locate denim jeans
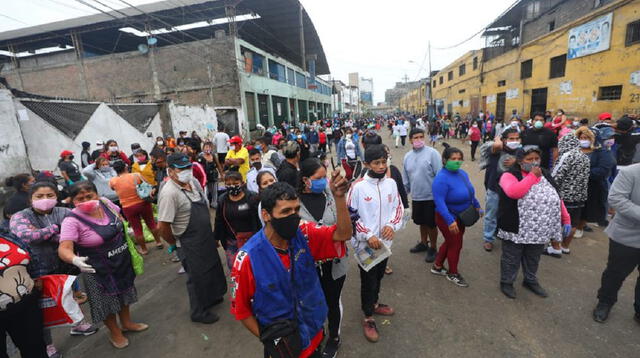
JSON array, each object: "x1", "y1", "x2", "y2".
[{"x1": 483, "y1": 189, "x2": 499, "y2": 242}]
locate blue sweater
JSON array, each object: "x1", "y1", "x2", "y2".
[{"x1": 432, "y1": 168, "x2": 480, "y2": 225}]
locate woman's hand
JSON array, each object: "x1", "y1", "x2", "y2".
[
  {"x1": 531, "y1": 167, "x2": 542, "y2": 178},
  {"x1": 72, "y1": 256, "x2": 96, "y2": 273},
  {"x1": 448, "y1": 221, "x2": 460, "y2": 235}
]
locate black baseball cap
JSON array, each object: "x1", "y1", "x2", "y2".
[{"x1": 167, "y1": 153, "x2": 192, "y2": 168}]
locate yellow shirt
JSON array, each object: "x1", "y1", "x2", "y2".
[
  {"x1": 131, "y1": 162, "x2": 157, "y2": 186},
  {"x1": 225, "y1": 147, "x2": 250, "y2": 181}
]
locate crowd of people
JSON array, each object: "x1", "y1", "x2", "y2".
[{"x1": 1, "y1": 110, "x2": 639, "y2": 358}]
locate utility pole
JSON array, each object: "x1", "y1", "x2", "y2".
[
  {"x1": 428, "y1": 40, "x2": 433, "y2": 117},
  {"x1": 402, "y1": 74, "x2": 409, "y2": 83}
]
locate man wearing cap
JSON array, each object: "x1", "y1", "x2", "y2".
[
  {"x1": 157, "y1": 153, "x2": 227, "y2": 324},
  {"x1": 128, "y1": 143, "x2": 141, "y2": 164},
  {"x1": 91, "y1": 140, "x2": 105, "y2": 161},
  {"x1": 225, "y1": 136, "x2": 250, "y2": 181}
]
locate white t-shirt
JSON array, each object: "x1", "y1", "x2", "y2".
[
  {"x1": 214, "y1": 132, "x2": 230, "y2": 154},
  {"x1": 398, "y1": 125, "x2": 408, "y2": 136}
]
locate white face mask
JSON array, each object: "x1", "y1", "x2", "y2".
[
  {"x1": 109, "y1": 146, "x2": 118, "y2": 152},
  {"x1": 177, "y1": 169, "x2": 193, "y2": 183},
  {"x1": 579, "y1": 139, "x2": 591, "y2": 148},
  {"x1": 157, "y1": 141, "x2": 164, "y2": 145}
]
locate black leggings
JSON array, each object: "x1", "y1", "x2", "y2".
[
  {"x1": 470, "y1": 141, "x2": 479, "y2": 160},
  {"x1": 400, "y1": 135, "x2": 407, "y2": 146},
  {"x1": 0, "y1": 293, "x2": 47, "y2": 358},
  {"x1": 317, "y1": 261, "x2": 346, "y2": 339}
]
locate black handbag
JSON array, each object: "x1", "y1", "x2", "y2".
[
  {"x1": 259, "y1": 249, "x2": 302, "y2": 358},
  {"x1": 456, "y1": 177, "x2": 480, "y2": 227}
]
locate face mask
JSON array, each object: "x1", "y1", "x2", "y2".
[
  {"x1": 157, "y1": 141, "x2": 164, "y2": 145},
  {"x1": 32, "y1": 198, "x2": 57, "y2": 212},
  {"x1": 603, "y1": 138, "x2": 615, "y2": 148},
  {"x1": 177, "y1": 169, "x2": 193, "y2": 183},
  {"x1": 534, "y1": 121, "x2": 543, "y2": 129},
  {"x1": 109, "y1": 146, "x2": 118, "y2": 152},
  {"x1": 412, "y1": 139, "x2": 425, "y2": 149},
  {"x1": 251, "y1": 161, "x2": 262, "y2": 170},
  {"x1": 445, "y1": 160, "x2": 463, "y2": 171},
  {"x1": 255, "y1": 144, "x2": 263, "y2": 151},
  {"x1": 579, "y1": 140, "x2": 591, "y2": 148},
  {"x1": 99, "y1": 166, "x2": 111, "y2": 173},
  {"x1": 310, "y1": 178, "x2": 327, "y2": 193},
  {"x1": 75, "y1": 200, "x2": 99, "y2": 213},
  {"x1": 472, "y1": 124, "x2": 478, "y2": 128},
  {"x1": 136, "y1": 157, "x2": 146, "y2": 163},
  {"x1": 573, "y1": 121, "x2": 580, "y2": 127},
  {"x1": 505, "y1": 141, "x2": 522, "y2": 150},
  {"x1": 521, "y1": 161, "x2": 540, "y2": 172},
  {"x1": 368, "y1": 170, "x2": 386, "y2": 179},
  {"x1": 227, "y1": 185, "x2": 242, "y2": 196},
  {"x1": 270, "y1": 213, "x2": 301, "y2": 241}
]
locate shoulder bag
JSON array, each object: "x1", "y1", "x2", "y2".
[{"x1": 456, "y1": 174, "x2": 480, "y2": 227}]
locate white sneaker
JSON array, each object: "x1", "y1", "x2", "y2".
[{"x1": 574, "y1": 229, "x2": 584, "y2": 238}]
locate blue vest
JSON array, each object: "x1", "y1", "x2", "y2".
[{"x1": 243, "y1": 228, "x2": 328, "y2": 350}]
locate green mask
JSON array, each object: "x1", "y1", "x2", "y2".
[{"x1": 445, "y1": 160, "x2": 463, "y2": 171}]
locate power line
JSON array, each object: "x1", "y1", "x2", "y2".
[{"x1": 431, "y1": 26, "x2": 487, "y2": 50}]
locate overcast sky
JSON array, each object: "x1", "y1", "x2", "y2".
[{"x1": 1, "y1": 0, "x2": 516, "y2": 104}]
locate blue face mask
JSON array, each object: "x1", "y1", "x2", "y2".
[
  {"x1": 255, "y1": 144, "x2": 263, "y2": 151},
  {"x1": 310, "y1": 177, "x2": 327, "y2": 193}
]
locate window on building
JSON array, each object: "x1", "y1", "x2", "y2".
[
  {"x1": 548, "y1": 20, "x2": 555, "y2": 31},
  {"x1": 473, "y1": 57, "x2": 478, "y2": 70},
  {"x1": 521, "y1": 59, "x2": 533, "y2": 79},
  {"x1": 295, "y1": 72, "x2": 306, "y2": 89},
  {"x1": 549, "y1": 54, "x2": 567, "y2": 78},
  {"x1": 526, "y1": 1, "x2": 540, "y2": 19},
  {"x1": 497, "y1": 80, "x2": 506, "y2": 87},
  {"x1": 458, "y1": 89, "x2": 466, "y2": 94},
  {"x1": 439, "y1": 76, "x2": 443, "y2": 85},
  {"x1": 626, "y1": 20, "x2": 640, "y2": 46},
  {"x1": 448, "y1": 71, "x2": 453, "y2": 81},
  {"x1": 459, "y1": 64, "x2": 466, "y2": 76},
  {"x1": 433, "y1": 80, "x2": 437, "y2": 88},
  {"x1": 268, "y1": 60, "x2": 286, "y2": 82},
  {"x1": 287, "y1": 68, "x2": 295, "y2": 86},
  {"x1": 598, "y1": 85, "x2": 623, "y2": 100}
]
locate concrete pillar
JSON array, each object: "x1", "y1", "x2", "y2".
[
  {"x1": 0, "y1": 89, "x2": 32, "y2": 205},
  {"x1": 293, "y1": 99, "x2": 299, "y2": 125},
  {"x1": 286, "y1": 98, "x2": 292, "y2": 124},
  {"x1": 304, "y1": 101, "x2": 310, "y2": 122},
  {"x1": 267, "y1": 94, "x2": 274, "y2": 127},
  {"x1": 253, "y1": 92, "x2": 260, "y2": 127}
]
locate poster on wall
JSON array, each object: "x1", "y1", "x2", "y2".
[
  {"x1": 559, "y1": 80, "x2": 573, "y2": 94},
  {"x1": 486, "y1": 94, "x2": 496, "y2": 104},
  {"x1": 631, "y1": 71, "x2": 640, "y2": 87},
  {"x1": 506, "y1": 88, "x2": 519, "y2": 99},
  {"x1": 567, "y1": 12, "x2": 612, "y2": 60}
]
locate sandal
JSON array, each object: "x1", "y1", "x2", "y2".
[
  {"x1": 109, "y1": 337, "x2": 129, "y2": 349},
  {"x1": 385, "y1": 266, "x2": 393, "y2": 275},
  {"x1": 121, "y1": 323, "x2": 149, "y2": 333}
]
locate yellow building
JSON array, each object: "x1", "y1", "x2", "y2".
[
  {"x1": 429, "y1": 0, "x2": 640, "y2": 121},
  {"x1": 399, "y1": 82, "x2": 429, "y2": 114}
]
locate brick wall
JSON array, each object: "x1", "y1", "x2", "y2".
[
  {"x1": 522, "y1": 0, "x2": 603, "y2": 44},
  {"x1": 1, "y1": 35, "x2": 241, "y2": 107}
]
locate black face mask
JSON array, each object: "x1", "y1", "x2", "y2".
[
  {"x1": 368, "y1": 169, "x2": 386, "y2": 179},
  {"x1": 251, "y1": 162, "x2": 262, "y2": 170},
  {"x1": 227, "y1": 185, "x2": 242, "y2": 196},
  {"x1": 270, "y1": 213, "x2": 301, "y2": 241}
]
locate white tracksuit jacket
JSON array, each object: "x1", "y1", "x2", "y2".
[{"x1": 347, "y1": 174, "x2": 404, "y2": 251}]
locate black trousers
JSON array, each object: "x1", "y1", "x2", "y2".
[
  {"x1": 597, "y1": 239, "x2": 640, "y2": 314},
  {"x1": 470, "y1": 140, "x2": 479, "y2": 160},
  {"x1": 317, "y1": 261, "x2": 346, "y2": 339},
  {"x1": 177, "y1": 248, "x2": 209, "y2": 320},
  {"x1": 359, "y1": 258, "x2": 389, "y2": 317},
  {"x1": 500, "y1": 240, "x2": 545, "y2": 285},
  {"x1": 400, "y1": 135, "x2": 406, "y2": 146},
  {"x1": 0, "y1": 293, "x2": 47, "y2": 358}
]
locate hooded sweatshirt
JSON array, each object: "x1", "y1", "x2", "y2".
[{"x1": 552, "y1": 133, "x2": 590, "y2": 204}]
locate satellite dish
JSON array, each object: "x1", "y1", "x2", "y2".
[
  {"x1": 137, "y1": 44, "x2": 149, "y2": 54},
  {"x1": 147, "y1": 37, "x2": 158, "y2": 46}
]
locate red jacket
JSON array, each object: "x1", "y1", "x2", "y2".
[
  {"x1": 100, "y1": 151, "x2": 131, "y2": 165},
  {"x1": 319, "y1": 132, "x2": 327, "y2": 144}
]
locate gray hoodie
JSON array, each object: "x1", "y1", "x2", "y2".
[
  {"x1": 82, "y1": 163, "x2": 118, "y2": 201},
  {"x1": 605, "y1": 163, "x2": 640, "y2": 248}
]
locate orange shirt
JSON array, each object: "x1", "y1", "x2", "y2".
[{"x1": 109, "y1": 174, "x2": 144, "y2": 208}]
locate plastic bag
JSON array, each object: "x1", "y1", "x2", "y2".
[
  {"x1": 39, "y1": 274, "x2": 84, "y2": 328},
  {"x1": 123, "y1": 221, "x2": 145, "y2": 275}
]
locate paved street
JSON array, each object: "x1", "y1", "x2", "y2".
[{"x1": 52, "y1": 135, "x2": 638, "y2": 358}]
